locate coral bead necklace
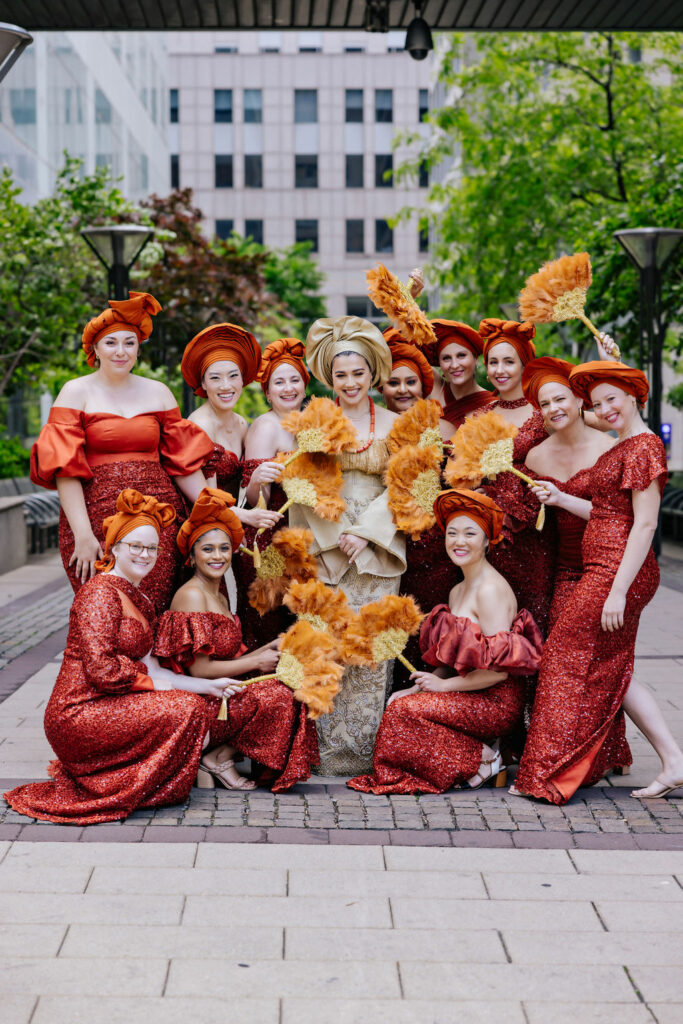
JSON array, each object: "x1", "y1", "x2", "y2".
[{"x1": 335, "y1": 396, "x2": 375, "y2": 454}]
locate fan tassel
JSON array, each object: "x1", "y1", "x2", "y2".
[
  {"x1": 535, "y1": 504, "x2": 546, "y2": 531},
  {"x1": 217, "y1": 697, "x2": 227, "y2": 721}
]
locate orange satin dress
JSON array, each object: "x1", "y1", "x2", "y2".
[
  {"x1": 154, "y1": 610, "x2": 319, "y2": 791},
  {"x1": 30, "y1": 408, "x2": 213, "y2": 613},
  {"x1": 441, "y1": 388, "x2": 496, "y2": 430},
  {"x1": 348, "y1": 606, "x2": 543, "y2": 795},
  {"x1": 4, "y1": 575, "x2": 221, "y2": 825},
  {"x1": 515, "y1": 435, "x2": 668, "y2": 804}
]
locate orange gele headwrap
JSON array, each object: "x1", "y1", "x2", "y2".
[
  {"x1": 181, "y1": 323, "x2": 262, "y2": 397},
  {"x1": 257, "y1": 337, "x2": 310, "y2": 394},
  {"x1": 479, "y1": 318, "x2": 536, "y2": 365},
  {"x1": 383, "y1": 329, "x2": 435, "y2": 396},
  {"x1": 176, "y1": 487, "x2": 244, "y2": 563},
  {"x1": 82, "y1": 292, "x2": 162, "y2": 367},
  {"x1": 95, "y1": 488, "x2": 176, "y2": 572},
  {"x1": 522, "y1": 356, "x2": 576, "y2": 409},
  {"x1": 568, "y1": 360, "x2": 649, "y2": 410},
  {"x1": 433, "y1": 488, "x2": 504, "y2": 545}
]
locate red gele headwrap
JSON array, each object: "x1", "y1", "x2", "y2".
[
  {"x1": 522, "y1": 356, "x2": 576, "y2": 409},
  {"x1": 82, "y1": 292, "x2": 162, "y2": 367},
  {"x1": 176, "y1": 487, "x2": 244, "y2": 563},
  {"x1": 181, "y1": 323, "x2": 262, "y2": 397},
  {"x1": 568, "y1": 360, "x2": 649, "y2": 409},
  {"x1": 433, "y1": 488, "x2": 504, "y2": 545},
  {"x1": 479, "y1": 318, "x2": 536, "y2": 365},
  {"x1": 257, "y1": 337, "x2": 310, "y2": 394},
  {"x1": 95, "y1": 488, "x2": 176, "y2": 572},
  {"x1": 420, "y1": 319, "x2": 484, "y2": 366},
  {"x1": 383, "y1": 329, "x2": 435, "y2": 396}
]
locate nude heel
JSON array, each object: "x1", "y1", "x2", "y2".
[
  {"x1": 494, "y1": 768, "x2": 508, "y2": 788},
  {"x1": 195, "y1": 766, "x2": 215, "y2": 789}
]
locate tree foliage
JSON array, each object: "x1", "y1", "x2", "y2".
[{"x1": 397, "y1": 32, "x2": 683, "y2": 362}]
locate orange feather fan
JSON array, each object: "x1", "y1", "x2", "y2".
[
  {"x1": 366, "y1": 263, "x2": 436, "y2": 348},
  {"x1": 519, "y1": 251, "x2": 620, "y2": 358},
  {"x1": 343, "y1": 594, "x2": 424, "y2": 674},
  {"x1": 235, "y1": 620, "x2": 343, "y2": 719},
  {"x1": 247, "y1": 527, "x2": 318, "y2": 616},
  {"x1": 385, "y1": 445, "x2": 443, "y2": 540},
  {"x1": 283, "y1": 578, "x2": 357, "y2": 644},
  {"x1": 278, "y1": 451, "x2": 346, "y2": 522},
  {"x1": 280, "y1": 397, "x2": 358, "y2": 467},
  {"x1": 387, "y1": 398, "x2": 447, "y2": 454}
]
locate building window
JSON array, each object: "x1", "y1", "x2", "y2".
[
  {"x1": 170, "y1": 88, "x2": 179, "y2": 123},
  {"x1": 345, "y1": 46, "x2": 365, "y2": 53},
  {"x1": 64, "y1": 87, "x2": 84, "y2": 125},
  {"x1": 244, "y1": 89, "x2": 262, "y2": 123},
  {"x1": 346, "y1": 154, "x2": 364, "y2": 188},
  {"x1": 216, "y1": 219, "x2": 234, "y2": 239},
  {"x1": 298, "y1": 32, "x2": 322, "y2": 52},
  {"x1": 419, "y1": 88, "x2": 429, "y2": 121},
  {"x1": 215, "y1": 154, "x2": 233, "y2": 188},
  {"x1": 345, "y1": 89, "x2": 363, "y2": 123},
  {"x1": 375, "y1": 89, "x2": 393, "y2": 123},
  {"x1": 295, "y1": 154, "x2": 318, "y2": 188},
  {"x1": 295, "y1": 89, "x2": 318, "y2": 123},
  {"x1": 215, "y1": 45, "x2": 238, "y2": 53},
  {"x1": 375, "y1": 154, "x2": 393, "y2": 188},
  {"x1": 245, "y1": 154, "x2": 263, "y2": 188},
  {"x1": 94, "y1": 89, "x2": 112, "y2": 124},
  {"x1": 214, "y1": 89, "x2": 233, "y2": 123},
  {"x1": 346, "y1": 220, "x2": 364, "y2": 254},
  {"x1": 258, "y1": 31, "x2": 281, "y2": 53},
  {"x1": 346, "y1": 296, "x2": 382, "y2": 324},
  {"x1": 375, "y1": 219, "x2": 393, "y2": 253},
  {"x1": 386, "y1": 31, "x2": 405, "y2": 53},
  {"x1": 245, "y1": 219, "x2": 264, "y2": 244},
  {"x1": 419, "y1": 225, "x2": 429, "y2": 253},
  {"x1": 296, "y1": 219, "x2": 319, "y2": 252},
  {"x1": 419, "y1": 160, "x2": 429, "y2": 188},
  {"x1": 170, "y1": 154, "x2": 179, "y2": 189}
]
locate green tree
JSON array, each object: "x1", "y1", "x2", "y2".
[{"x1": 397, "y1": 32, "x2": 683, "y2": 360}]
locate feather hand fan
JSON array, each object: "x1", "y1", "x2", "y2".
[
  {"x1": 387, "y1": 398, "x2": 448, "y2": 455},
  {"x1": 283, "y1": 578, "x2": 357, "y2": 644},
  {"x1": 366, "y1": 264, "x2": 436, "y2": 348},
  {"x1": 280, "y1": 397, "x2": 358, "y2": 468},
  {"x1": 519, "y1": 252, "x2": 621, "y2": 358},
  {"x1": 343, "y1": 595, "x2": 424, "y2": 674},
  {"x1": 246, "y1": 527, "x2": 318, "y2": 616},
  {"x1": 385, "y1": 445, "x2": 443, "y2": 540}
]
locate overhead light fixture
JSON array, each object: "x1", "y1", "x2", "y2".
[
  {"x1": 81, "y1": 224, "x2": 155, "y2": 300},
  {"x1": 364, "y1": 0, "x2": 390, "y2": 33},
  {"x1": 405, "y1": 2, "x2": 433, "y2": 61},
  {"x1": 0, "y1": 22, "x2": 32, "y2": 84}
]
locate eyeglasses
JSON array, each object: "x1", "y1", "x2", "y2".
[{"x1": 117, "y1": 541, "x2": 159, "y2": 556}]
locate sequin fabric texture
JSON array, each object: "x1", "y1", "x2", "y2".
[
  {"x1": 441, "y1": 388, "x2": 496, "y2": 431},
  {"x1": 349, "y1": 606, "x2": 543, "y2": 795},
  {"x1": 154, "y1": 610, "x2": 318, "y2": 791},
  {"x1": 515, "y1": 434, "x2": 668, "y2": 804},
  {"x1": 4, "y1": 575, "x2": 215, "y2": 825}
]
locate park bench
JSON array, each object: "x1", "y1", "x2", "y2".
[{"x1": 0, "y1": 476, "x2": 61, "y2": 555}]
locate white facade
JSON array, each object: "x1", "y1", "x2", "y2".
[
  {"x1": 168, "y1": 30, "x2": 433, "y2": 317},
  {"x1": 0, "y1": 32, "x2": 170, "y2": 204}
]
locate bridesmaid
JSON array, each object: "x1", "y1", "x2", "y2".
[
  {"x1": 240, "y1": 338, "x2": 310, "y2": 646},
  {"x1": 381, "y1": 331, "x2": 460, "y2": 687},
  {"x1": 4, "y1": 491, "x2": 239, "y2": 825},
  {"x1": 290, "y1": 316, "x2": 406, "y2": 774},
  {"x1": 427, "y1": 319, "x2": 495, "y2": 429},
  {"x1": 154, "y1": 488, "x2": 319, "y2": 791},
  {"x1": 349, "y1": 489, "x2": 543, "y2": 795},
  {"x1": 30, "y1": 292, "x2": 214, "y2": 612},
  {"x1": 514, "y1": 361, "x2": 682, "y2": 803}
]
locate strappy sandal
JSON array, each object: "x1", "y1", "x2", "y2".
[
  {"x1": 467, "y1": 746, "x2": 507, "y2": 790},
  {"x1": 631, "y1": 778, "x2": 683, "y2": 800},
  {"x1": 197, "y1": 751, "x2": 256, "y2": 791}
]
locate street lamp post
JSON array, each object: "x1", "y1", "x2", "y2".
[
  {"x1": 0, "y1": 23, "x2": 32, "y2": 85},
  {"x1": 80, "y1": 224, "x2": 155, "y2": 301},
  {"x1": 613, "y1": 227, "x2": 683, "y2": 441}
]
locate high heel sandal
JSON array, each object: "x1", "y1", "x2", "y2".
[
  {"x1": 197, "y1": 750, "x2": 256, "y2": 791},
  {"x1": 467, "y1": 745, "x2": 507, "y2": 790}
]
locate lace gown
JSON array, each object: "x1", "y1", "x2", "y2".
[
  {"x1": 30, "y1": 408, "x2": 213, "y2": 614},
  {"x1": 154, "y1": 610, "x2": 318, "y2": 791},
  {"x1": 349, "y1": 606, "x2": 543, "y2": 794},
  {"x1": 289, "y1": 439, "x2": 407, "y2": 775},
  {"x1": 4, "y1": 575, "x2": 220, "y2": 825},
  {"x1": 515, "y1": 435, "x2": 668, "y2": 804}
]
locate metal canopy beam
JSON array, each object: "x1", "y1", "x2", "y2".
[{"x1": 6, "y1": 0, "x2": 683, "y2": 30}]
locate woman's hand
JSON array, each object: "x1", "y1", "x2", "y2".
[
  {"x1": 70, "y1": 531, "x2": 103, "y2": 584},
  {"x1": 235, "y1": 506, "x2": 282, "y2": 530},
  {"x1": 255, "y1": 647, "x2": 280, "y2": 675},
  {"x1": 408, "y1": 268, "x2": 424, "y2": 299},
  {"x1": 596, "y1": 332, "x2": 619, "y2": 360},
  {"x1": 531, "y1": 480, "x2": 564, "y2": 508},
  {"x1": 338, "y1": 533, "x2": 369, "y2": 565},
  {"x1": 387, "y1": 684, "x2": 419, "y2": 705},
  {"x1": 601, "y1": 589, "x2": 626, "y2": 632},
  {"x1": 411, "y1": 671, "x2": 459, "y2": 693},
  {"x1": 170, "y1": 676, "x2": 248, "y2": 699},
  {"x1": 249, "y1": 461, "x2": 284, "y2": 487}
]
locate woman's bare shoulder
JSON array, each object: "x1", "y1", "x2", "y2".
[
  {"x1": 52, "y1": 376, "x2": 90, "y2": 409},
  {"x1": 170, "y1": 582, "x2": 209, "y2": 613}
]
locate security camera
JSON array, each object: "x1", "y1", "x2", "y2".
[{"x1": 405, "y1": 4, "x2": 433, "y2": 61}]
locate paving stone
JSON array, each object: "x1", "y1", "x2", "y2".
[
  {"x1": 392, "y1": 897, "x2": 603, "y2": 931},
  {"x1": 86, "y1": 865, "x2": 286, "y2": 896},
  {"x1": 384, "y1": 848, "x2": 576, "y2": 873},
  {"x1": 0, "y1": 863, "x2": 92, "y2": 893},
  {"x1": 285, "y1": 925, "x2": 506, "y2": 962},
  {"x1": 183, "y1": 895, "x2": 392, "y2": 929},
  {"x1": 32, "y1": 996, "x2": 279, "y2": 1024},
  {"x1": 61, "y1": 923, "x2": 283, "y2": 960},
  {"x1": 196, "y1": 842, "x2": 385, "y2": 870},
  {"x1": 0, "y1": 994, "x2": 37, "y2": 1024},
  {"x1": 502, "y1": 929, "x2": 683, "y2": 965},
  {"x1": 627, "y1": 966, "x2": 683, "y2": 1002},
  {"x1": 484, "y1": 871, "x2": 680, "y2": 903},
  {"x1": 0, "y1": 924, "x2": 66, "y2": 958},
  {"x1": 0, "y1": 892, "x2": 184, "y2": 925},
  {"x1": 400, "y1": 962, "x2": 636, "y2": 1002},
  {"x1": 0, "y1": 957, "x2": 168, "y2": 996},
  {"x1": 289, "y1": 868, "x2": 486, "y2": 899},
  {"x1": 596, "y1": 900, "x2": 683, "y2": 932},
  {"x1": 523, "y1": 1003, "x2": 655, "y2": 1023},
  {"x1": 281, "y1": 1000, "x2": 527, "y2": 1024},
  {"x1": 5, "y1": 840, "x2": 195, "y2": 867},
  {"x1": 166, "y1": 959, "x2": 401, "y2": 999},
  {"x1": 570, "y1": 850, "x2": 683, "y2": 875}
]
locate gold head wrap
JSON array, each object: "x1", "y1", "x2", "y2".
[{"x1": 306, "y1": 317, "x2": 393, "y2": 389}]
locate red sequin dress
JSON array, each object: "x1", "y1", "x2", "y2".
[
  {"x1": 515, "y1": 435, "x2": 668, "y2": 804},
  {"x1": 4, "y1": 575, "x2": 220, "y2": 825},
  {"x1": 348, "y1": 605, "x2": 543, "y2": 794},
  {"x1": 30, "y1": 408, "x2": 213, "y2": 614},
  {"x1": 238, "y1": 458, "x2": 292, "y2": 648},
  {"x1": 442, "y1": 388, "x2": 496, "y2": 430},
  {"x1": 204, "y1": 446, "x2": 242, "y2": 498},
  {"x1": 154, "y1": 610, "x2": 318, "y2": 790}
]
